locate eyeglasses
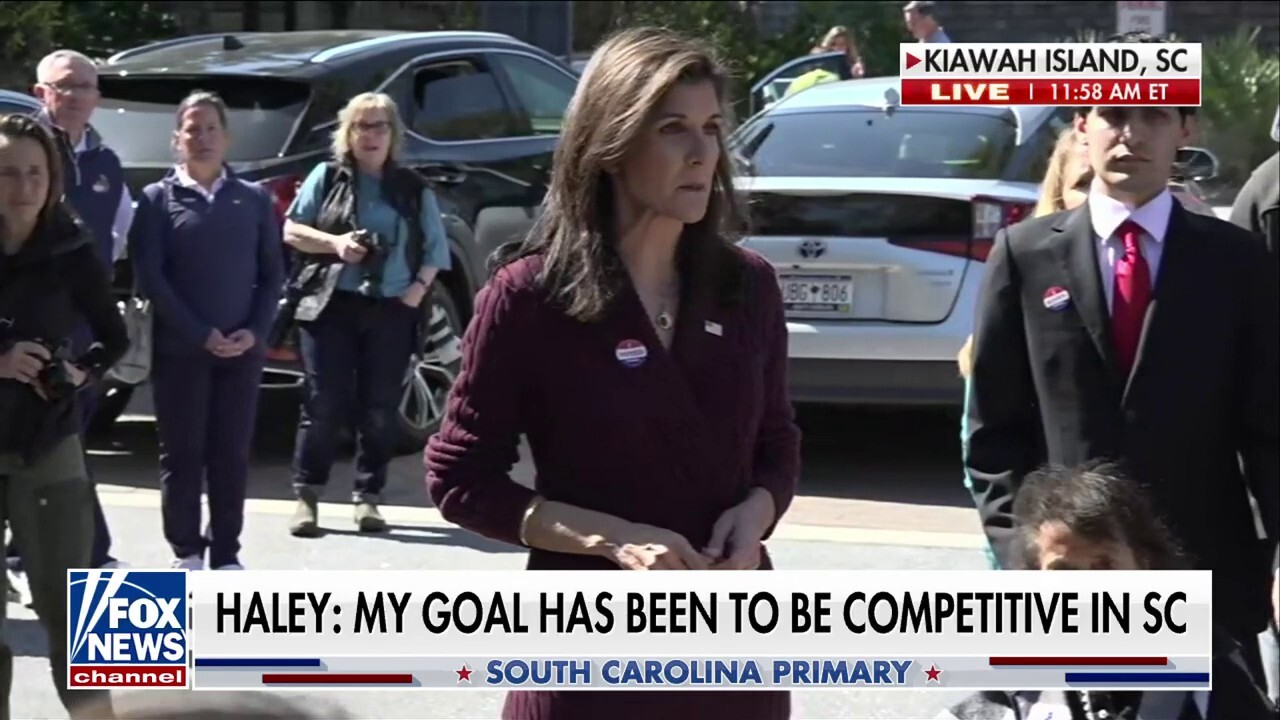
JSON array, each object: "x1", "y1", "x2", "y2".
[
  {"x1": 42, "y1": 81, "x2": 99, "y2": 96},
  {"x1": 353, "y1": 120, "x2": 392, "y2": 134}
]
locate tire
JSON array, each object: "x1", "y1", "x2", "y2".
[
  {"x1": 87, "y1": 382, "x2": 135, "y2": 436},
  {"x1": 391, "y1": 284, "x2": 465, "y2": 454}
]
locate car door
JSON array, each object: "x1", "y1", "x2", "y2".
[
  {"x1": 385, "y1": 50, "x2": 576, "y2": 278},
  {"x1": 749, "y1": 52, "x2": 852, "y2": 117}
]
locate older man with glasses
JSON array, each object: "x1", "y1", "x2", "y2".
[{"x1": 7, "y1": 49, "x2": 132, "y2": 606}]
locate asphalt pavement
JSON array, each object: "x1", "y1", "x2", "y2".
[{"x1": 7, "y1": 386, "x2": 992, "y2": 719}]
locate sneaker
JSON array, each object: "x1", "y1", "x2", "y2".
[
  {"x1": 98, "y1": 560, "x2": 129, "y2": 570},
  {"x1": 213, "y1": 563, "x2": 244, "y2": 570},
  {"x1": 354, "y1": 493, "x2": 388, "y2": 533},
  {"x1": 290, "y1": 487, "x2": 321, "y2": 538},
  {"x1": 6, "y1": 567, "x2": 28, "y2": 605},
  {"x1": 172, "y1": 556, "x2": 204, "y2": 570}
]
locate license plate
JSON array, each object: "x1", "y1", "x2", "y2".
[{"x1": 780, "y1": 275, "x2": 853, "y2": 315}]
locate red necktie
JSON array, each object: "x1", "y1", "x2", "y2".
[{"x1": 1111, "y1": 220, "x2": 1151, "y2": 375}]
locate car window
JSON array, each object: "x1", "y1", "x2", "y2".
[
  {"x1": 410, "y1": 59, "x2": 526, "y2": 142},
  {"x1": 739, "y1": 109, "x2": 1019, "y2": 180},
  {"x1": 491, "y1": 53, "x2": 576, "y2": 136},
  {"x1": 0, "y1": 99, "x2": 37, "y2": 117},
  {"x1": 756, "y1": 54, "x2": 849, "y2": 111},
  {"x1": 93, "y1": 76, "x2": 311, "y2": 163}
]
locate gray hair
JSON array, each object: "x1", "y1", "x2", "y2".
[{"x1": 35, "y1": 49, "x2": 98, "y2": 83}]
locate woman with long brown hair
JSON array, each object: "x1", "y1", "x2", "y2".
[
  {"x1": 0, "y1": 114, "x2": 125, "y2": 719},
  {"x1": 425, "y1": 27, "x2": 801, "y2": 720}
]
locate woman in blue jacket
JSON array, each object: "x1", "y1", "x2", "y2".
[{"x1": 130, "y1": 91, "x2": 285, "y2": 570}]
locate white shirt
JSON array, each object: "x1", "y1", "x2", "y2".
[
  {"x1": 73, "y1": 132, "x2": 135, "y2": 263},
  {"x1": 174, "y1": 165, "x2": 227, "y2": 203},
  {"x1": 1087, "y1": 187, "x2": 1172, "y2": 312}
]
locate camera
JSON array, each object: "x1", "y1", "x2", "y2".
[
  {"x1": 32, "y1": 338, "x2": 77, "y2": 402},
  {"x1": 352, "y1": 229, "x2": 391, "y2": 297}
]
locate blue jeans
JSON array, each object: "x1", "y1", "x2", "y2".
[
  {"x1": 7, "y1": 386, "x2": 115, "y2": 571},
  {"x1": 291, "y1": 292, "x2": 419, "y2": 499}
]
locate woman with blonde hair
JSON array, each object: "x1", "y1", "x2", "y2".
[
  {"x1": 283, "y1": 92, "x2": 450, "y2": 537},
  {"x1": 425, "y1": 26, "x2": 800, "y2": 720}
]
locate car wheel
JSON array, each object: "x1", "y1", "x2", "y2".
[
  {"x1": 88, "y1": 383, "x2": 135, "y2": 435},
  {"x1": 392, "y1": 284, "x2": 464, "y2": 454}
]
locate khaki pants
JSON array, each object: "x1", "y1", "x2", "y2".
[{"x1": 0, "y1": 434, "x2": 109, "y2": 720}]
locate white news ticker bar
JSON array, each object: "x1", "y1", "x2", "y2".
[
  {"x1": 187, "y1": 570, "x2": 1213, "y2": 658},
  {"x1": 900, "y1": 43, "x2": 1202, "y2": 79},
  {"x1": 190, "y1": 655, "x2": 1215, "y2": 692}
]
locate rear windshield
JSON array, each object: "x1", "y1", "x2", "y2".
[
  {"x1": 737, "y1": 109, "x2": 1019, "y2": 179},
  {"x1": 94, "y1": 76, "x2": 311, "y2": 163}
]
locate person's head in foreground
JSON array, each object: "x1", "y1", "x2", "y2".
[
  {"x1": 938, "y1": 463, "x2": 1279, "y2": 720},
  {"x1": 1011, "y1": 461, "x2": 1185, "y2": 571},
  {"x1": 497, "y1": 26, "x2": 744, "y2": 321},
  {"x1": 1074, "y1": 32, "x2": 1195, "y2": 207}
]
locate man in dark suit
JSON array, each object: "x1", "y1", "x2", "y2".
[{"x1": 963, "y1": 33, "x2": 1279, "y2": 686}]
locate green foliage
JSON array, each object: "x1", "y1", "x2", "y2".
[
  {"x1": 575, "y1": 0, "x2": 905, "y2": 120},
  {"x1": 1196, "y1": 26, "x2": 1279, "y2": 201},
  {"x1": 0, "y1": 2, "x2": 179, "y2": 91}
]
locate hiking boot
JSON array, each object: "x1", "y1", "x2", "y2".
[
  {"x1": 290, "y1": 487, "x2": 322, "y2": 538},
  {"x1": 354, "y1": 493, "x2": 388, "y2": 533}
]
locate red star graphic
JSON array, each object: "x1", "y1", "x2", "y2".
[
  {"x1": 925, "y1": 664, "x2": 942, "y2": 683},
  {"x1": 456, "y1": 664, "x2": 473, "y2": 683}
]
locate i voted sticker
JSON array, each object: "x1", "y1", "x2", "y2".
[
  {"x1": 1042, "y1": 286, "x2": 1071, "y2": 312},
  {"x1": 615, "y1": 339, "x2": 648, "y2": 368}
]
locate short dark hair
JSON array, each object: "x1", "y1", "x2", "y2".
[
  {"x1": 1074, "y1": 32, "x2": 1196, "y2": 119},
  {"x1": 1011, "y1": 461, "x2": 1186, "y2": 570}
]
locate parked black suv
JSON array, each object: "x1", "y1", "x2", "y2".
[{"x1": 88, "y1": 29, "x2": 580, "y2": 449}]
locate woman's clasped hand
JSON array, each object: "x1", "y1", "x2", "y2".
[{"x1": 603, "y1": 489, "x2": 775, "y2": 571}]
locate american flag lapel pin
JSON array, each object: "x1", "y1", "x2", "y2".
[{"x1": 705, "y1": 321, "x2": 723, "y2": 336}]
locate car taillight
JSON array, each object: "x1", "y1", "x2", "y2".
[
  {"x1": 968, "y1": 196, "x2": 1034, "y2": 261},
  {"x1": 260, "y1": 175, "x2": 301, "y2": 221}
]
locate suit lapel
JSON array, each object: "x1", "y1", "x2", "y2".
[
  {"x1": 1122, "y1": 204, "x2": 1197, "y2": 405},
  {"x1": 1054, "y1": 205, "x2": 1123, "y2": 388}
]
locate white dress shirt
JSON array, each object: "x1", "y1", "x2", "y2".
[
  {"x1": 173, "y1": 164, "x2": 227, "y2": 203},
  {"x1": 1087, "y1": 187, "x2": 1173, "y2": 312},
  {"x1": 74, "y1": 132, "x2": 136, "y2": 263}
]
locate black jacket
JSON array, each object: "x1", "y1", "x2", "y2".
[
  {"x1": 0, "y1": 211, "x2": 128, "y2": 462},
  {"x1": 964, "y1": 202, "x2": 1280, "y2": 637}
]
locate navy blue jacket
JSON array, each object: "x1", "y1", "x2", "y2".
[{"x1": 129, "y1": 168, "x2": 285, "y2": 357}]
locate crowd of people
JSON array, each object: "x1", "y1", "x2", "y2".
[{"x1": 0, "y1": 19, "x2": 1276, "y2": 720}]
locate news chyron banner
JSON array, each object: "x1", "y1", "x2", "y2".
[
  {"x1": 899, "y1": 43, "x2": 1201, "y2": 106},
  {"x1": 69, "y1": 569, "x2": 1212, "y2": 693}
]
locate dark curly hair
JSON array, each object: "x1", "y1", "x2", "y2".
[{"x1": 1011, "y1": 460, "x2": 1187, "y2": 570}]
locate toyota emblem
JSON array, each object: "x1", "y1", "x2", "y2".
[{"x1": 798, "y1": 239, "x2": 827, "y2": 259}]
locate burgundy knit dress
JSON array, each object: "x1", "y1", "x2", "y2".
[{"x1": 425, "y1": 249, "x2": 802, "y2": 720}]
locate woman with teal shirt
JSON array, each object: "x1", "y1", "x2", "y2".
[{"x1": 282, "y1": 92, "x2": 450, "y2": 537}]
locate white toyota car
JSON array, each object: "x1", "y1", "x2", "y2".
[{"x1": 730, "y1": 77, "x2": 1218, "y2": 407}]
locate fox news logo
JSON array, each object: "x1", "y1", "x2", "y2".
[{"x1": 67, "y1": 570, "x2": 189, "y2": 689}]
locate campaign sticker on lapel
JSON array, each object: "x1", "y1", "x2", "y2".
[
  {"x1": 615, "y1": 339, "x2": 648, "y2": 368},
  {"x1": 1042, "y1": 286, "x2": 1071, "y2": 312}
]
